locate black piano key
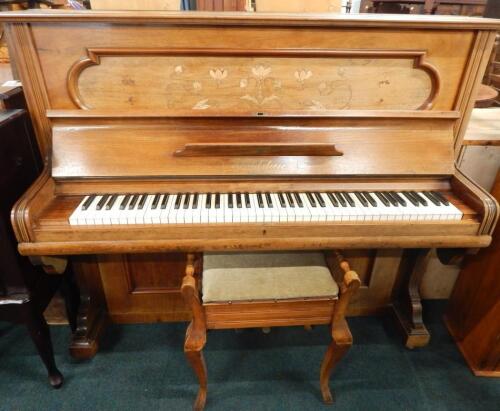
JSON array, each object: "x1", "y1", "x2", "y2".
[
  {"x1": 285, "y1": 192, "x2": 295, "y2": 208},
  {"x1": 278, "y1": 193, "x2": 287, "y2": 207},
  {"x1": 82, "y1": 195, "x2": 96, "y2": 211},
  {"x1": 354, "y1": 192, "x2": 369, "y2": 207},
  {"x1": 314, "y1": 192, "x2": 326, "y2": 207},
  {"x1": 410, "y1": 191, "x2": 427, "y2": 206},
  {"x1": 362, "y1": 192, "x2": 377, "y2": 207},
  {"x1": 175, "y1": 194, "x2": 183, "y2": 210},
  {"x1": 128, "y1": 195, "x2": 139, "y2": 210},
  {"x1": 161, "y1": 194, "x2": 169, "y2": 209},
  {"x1": 265, "y1": 193, "x2": 273, "y2": 208},
  {"x1": 236, "y1": 192, "x2": 242, "y2": 208},
  {"x1": 120, "y1": 194, "x2": 131, "y2": 210},
  {"x1": 402, "y1": 192, "x2": 419, "y2": 207},
  {"x1": 342, "y1": 192, "x2": 355, "y2": 207},
  {"x1": 151, "y1": 194, "x2": 161, "y2": 210},
  {"x1": 334, "y1": 192, "x2": 347, "y2": 207},
  {"x1": 215, "y1": 193, "x2": 221, "y2": 209},
  {"x1": 96, "y1": 195, "x2": 109, "y2": 211},
  {"x1": 184, "y1": 193, "x2": 192, "y2": 209},
  {"x1": 137, "y1": 194, "x2": 147, "y2": 210},
  {"x1": 390, "y1": 192, "x2": 406, "y2": 207},
  {"x1": 192, "y1": 193, "x2": 199, "y2": 209},
  {"x1": 327, "y1": 192, "x2": 339, "y2": 207},
  {"x1": 431, "y1": 191, "x2": 450, "y2": 206},
  {"x1": 257, "y1": 193, "x2": 264, "y2": 208},
  {"x1": 422, "y1": 191, "x2": 441, "y2": 206},
  {"x1": 293, "y1": 193, "x2": 304, "y2": 208},
  {"x1": 306, "y1": 192, "x2": 317, "y2": 207},
  {"x1": 105, "y1": 195, "x2": 118, "y2": 210},
  {"x1": 375, "y1": 192, "x2": 390, "y2": 207},
  {"x1": 244, "y1": 193, "x2": 251, "y2": 208},
  {"x1": 383, "y1": 192, "x2": 398, "y2": 206},
  {"x1": 205, "y1": 193, "x2": 212, "y2": 209},
  {"x1": 228, "y1": 193, "x2": 234, "y2": 209}
]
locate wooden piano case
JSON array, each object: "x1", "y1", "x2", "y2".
[{"x1": 0, "y1": 10, "x2": 498, "y2": 357}]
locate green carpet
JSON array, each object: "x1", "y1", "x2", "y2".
[{"x1": 0, "y1": 301, "x2": 498, "y2": 411}]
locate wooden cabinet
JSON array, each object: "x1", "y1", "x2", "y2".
[{"x1": 444, "y1": 172, "x2": 500, "y2": 377}]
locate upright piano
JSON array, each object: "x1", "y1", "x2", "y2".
[{"x1": 1, "y1": 10, "x2": 499, "y2": 354}]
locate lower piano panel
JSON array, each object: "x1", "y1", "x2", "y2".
[
  {"x1": 97, "y1": 252, "x2": 191, "y2": 323},
  {"x1": 86, "y1": 249, "x2": 402, "y2": 325}
]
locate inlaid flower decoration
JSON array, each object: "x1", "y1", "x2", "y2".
[
  {"x1": 295, "y1": 69, "x2": 313, "y2": 86},
  {"x1": 192, "y1": 81, "x2": 202, "y2": 93},
  {"x1": 193, "y1": 98, "x2": 210, "y2": 110},
  {"x1": 251, "y1": 65, "x2": 272, "y2": 80},
  {"x1": 209, "y1": 68, "x2": 228, "y2": 87},
  {"x1": 174, "y1": 65, "x2": 184, "y2": 75}
]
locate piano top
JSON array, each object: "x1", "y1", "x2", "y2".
[{"x1": 0, "y1": 10, "x2": 499, "y2": 30}]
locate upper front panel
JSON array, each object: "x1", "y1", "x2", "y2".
[{"x1": 29, "y1": 23, "x2": 474, "y2": 114}]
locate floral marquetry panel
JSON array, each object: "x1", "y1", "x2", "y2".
[{"x1": 73, "y1": 49, "x2": 436, "y2": 112}]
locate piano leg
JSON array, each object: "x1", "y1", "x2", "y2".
[
  {"x1": 69, "y1": 256, "x2": 109, "y2": 359},
  {"x1": 391, "y1": 248, "x2": 432, "y2": 349}
]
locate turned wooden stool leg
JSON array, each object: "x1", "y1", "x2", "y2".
[
  {"x1": 185, "y1": 346, "x2": 208, "y2": 411},
  {"x1": 321, "y1": 250, "x2": 361, "y2": 404},
  {"x1": 320, "y1": 337, "x2": 350, "y2": 404},
  {"x1": 182, "y1": 254, "x2": 208, "y2": 411}
]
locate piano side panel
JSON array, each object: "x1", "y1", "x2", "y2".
[
  {"x1": 29, "y1": 23, "x2": 475, "y2": 112},
  {"x1": 51, "y1": 118, "x2": 455, "y2": 177}
]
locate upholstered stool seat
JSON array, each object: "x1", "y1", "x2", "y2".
[{"x1": 202, "y1": 252, "x2": 339, "y2": 303}]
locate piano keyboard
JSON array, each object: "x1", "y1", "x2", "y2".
[{"x1": 68, "y1": 191, "x2": 463, "y2": 226}]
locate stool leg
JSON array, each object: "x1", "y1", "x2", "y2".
[
  {"x1": 185, "y1": 348, "x2": 207, "y2": 411},
  {"x1": 320, "y1": 339, "x2": 350, "y2": 404}
]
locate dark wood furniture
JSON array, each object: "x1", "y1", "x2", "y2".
[
  {"x1": 182, "y1": 251, "x2": 360, "y2": 410},
  {"x1": 0, "y1": 11, "x2": 498, "y2": 359},
  {"x1": 444, "y1": 171, "x2": 500, "y2": 377},
  {"x1": 360, "y1": 0, "x2": 487, "y2": 15},
  {"x1": 0, "y1": 92, "x2": 76, "y2": 387}
]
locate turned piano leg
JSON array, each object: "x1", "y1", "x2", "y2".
[
  {"x1": 69, "y1": 256, "x2": 108, "y2": 359},
  {"x1": 391, "y1": 248, "x2": 431, "y2": 349}
]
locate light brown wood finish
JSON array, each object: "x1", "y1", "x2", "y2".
[
  {"x1": 444, "y1": 171, "x2": 500, "y2": 377},
  {"x1": 1, "y1": 11, "x2": 499, "y2": 357},
  {"x1": 182, "y1": 251, "x2": 360, "y2": 409}
]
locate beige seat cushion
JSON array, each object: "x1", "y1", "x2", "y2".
[{"x1": 202, "y1": 252, "x2": 339, "y2": 303}]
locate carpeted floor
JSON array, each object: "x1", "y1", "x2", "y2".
[{"x1": 0, "y1": 301, "x2": 498, "y2": 411}]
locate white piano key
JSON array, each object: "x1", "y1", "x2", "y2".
[
  {"x1": 136, "y1": 194, "x2": 154, "y2": 224},
  {"x1": 216, "y1": 194, "x2": 225, "y2": 224},
  {"x1": 69, "y1": 196, "x2": 88, "y2": 226},
  {"x1": 247, "y1": 194, "x2": 257, "y2": 223}
]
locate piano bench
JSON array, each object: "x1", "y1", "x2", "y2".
[{"x1": 181, "y1": 250, "x2": 360, "y2": 411}]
